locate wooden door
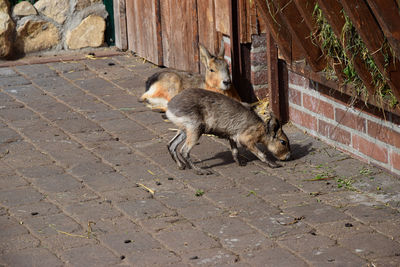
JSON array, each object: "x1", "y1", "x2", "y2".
[
  {"x1": 160, "y1": 0, "x2": 199, "y2": 72},
  {"x1": 126, "y1": 0, "x2": 162, "y2": 65}
]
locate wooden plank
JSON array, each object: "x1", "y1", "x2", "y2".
[
  {"x1": 126, "y1": 0, "x2": 161, "y2": 65},
  {"x1": 267, "y1": 31, "x2": 281, "y2": 120},
  {"x1": 274, "y1": 0, "x2": 325, "y2": 72},
  {"x1": 197, "y1": 0, "x2": 218, "y2": 55},
  {"x1": 215, "y1": 0, "x2": 230, "y2": 35},
  {"x1": 317, "y1": 0, "x2": 376, "y2": 96},
  {"x1": 254, "y1": 0, "x2": 292, "y2": 62},
  {"x1": 366, "y1": 0, "x2": 400, "y2": 62},
  {"x1": 113, "y1": 0, "x2": 128, "y2": 50},
  {"x1": 293, "y1": 0, "x2": 316, "y2": 30},
  {"x1": 340, "y1": 0, "x2": 400, "y2": 102},
  {"x1": 161, "y1": 0, "x2": 199, "y2": 72}
]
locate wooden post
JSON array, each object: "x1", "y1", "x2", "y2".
[
  {"x1": 113, "y1": 0, "x2": 128, "y2": 50},
  {"x1": 230, "y1": 0, "x2": 243, "y2": 98},
  {"x1": 267, "y1": 30, "x2": 281, "y2": 120}
]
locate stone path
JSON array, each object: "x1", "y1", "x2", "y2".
[{"x1": 0, "y1": 52, "x2": 400, "y2": 266}]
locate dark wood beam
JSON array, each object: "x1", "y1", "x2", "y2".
[
  {"x1": 254, "y1": 0, "x2": 292, "y2": 62},
  {"x1": 274, "y1": 0, "x2": 326, "y2": 72},
  {"x1": 317, "y1": 0, "x2": 376, "y2": 96},
  {"x1": 340, "y1": 0, "x2": 400, "y2": 102},
  {"x1": 366, "y1": 0, "x2": 400, "y2": 62}
]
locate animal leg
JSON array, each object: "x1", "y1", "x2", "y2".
[
  {"x1": 167, "y1": 130, "x2": 187, "y2": 170},
  {"x1": 180, "y1": 128, "x2": 212, "y2": 175},
  {"x1": 243, "y1": 142, "x2": 281, "y2": 168},
  {"x1": 229, "y1": 139, "x2": 246, "y2": 166}
]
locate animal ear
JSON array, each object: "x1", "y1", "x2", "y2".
[
  {"x1": 217, "y1": 39, "x2": 225, "y2": 58},
  {"x1": 267, "y1": 114, "x2": 281, "y2": 137},
  {"x1": 199, "y1": 43, "x2": 212, "y2": 67}
]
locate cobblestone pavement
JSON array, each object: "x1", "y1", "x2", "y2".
[{"x1": 0, "y1": 52, "x2": 400, "y2": 266}]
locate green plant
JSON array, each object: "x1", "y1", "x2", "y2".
[
  {"x1": 312, "y1": 4, "x2": 398, "y2": 108},
  {"x1": 336, "y1": 177, "x2": 356, "y2": 191},
  {"x1": 195, "y1": 189, "x2": 204, "y2": 197}
]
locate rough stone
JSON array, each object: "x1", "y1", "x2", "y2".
[
  {"x1": 12, "y1": 1, "x2": 37, "y2": 17},
  {"x1": 0, "y1": 0, "x2": 14, "y2": 58},
  {"x1": 16, "y1": 19, "x2": 59, "y2": 53},
  {"x1": 75, "y1": 0, "x2": 102, "y2": 11},
  {"x1": 34, "y1": 0, "x2": 69, "y2": 24},
  {"x1": 66, "y1": 15, "x2": 105, "y2": 50}
]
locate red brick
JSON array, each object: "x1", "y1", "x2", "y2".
[
  {"x1": 352, "y1": 134, "x2": 388, "y2": 163},
  {"x1": 390, "y1": 151, "x2": 400, "y2": 171},
  {"x1": 288, "y1": 87, "x2": 301, "y2": 106},
  {"x1": 224, "y1": 41, "x2": 231, "y2": 58},
  {"x1": 368, "y1": 120, "x2": 400, "y2": 149},
  {"x1": 254, "y1": 86, "x2": 269, "y2": 99},
  {"x1": 251, "y1": 70, "x2": 267, "y2": 85},
  {"x1": 289, "y1": 107, "x2": 317, "y2": 131},
  {"x1": 318, "y1": 120, "x2": 351, "y2": 145},
  {"x1": 251, "y1": 33, "x2": 266, "y2": 48},
  {"x1": 303, "y1": 94, "x2": 334, "y2": 120},
  {"x1": 335, "y1": 108, "x2": 366, "y2": 133},
  {"x1": 288, "y1": 71, "x2": 307, "y2": 88},
  {"x1": 250, "y1": 52, "x2": 267, "y2": 66}
]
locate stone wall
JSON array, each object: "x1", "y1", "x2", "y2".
[{"x1": 0, "y1": 0, "x2": 108, "y2": 58}]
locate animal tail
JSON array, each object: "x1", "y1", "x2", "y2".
[{"x1": 145, "y1": 72, "x2": 162, "y2": 92}]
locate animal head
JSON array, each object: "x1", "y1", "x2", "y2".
[
  {"x1": 264, "y1": 114, "x2": 291, "y2": 161},
  {"x1": 199, "y1": 43, "x2": 231, "y2": 91}
]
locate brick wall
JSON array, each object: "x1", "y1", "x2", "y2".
[
  {"x1": 223, "y1": 34, "x2": 269, "y2": 100},
  {"x1": 288, "y1": 71, "x2": 400, "y2": 176}
]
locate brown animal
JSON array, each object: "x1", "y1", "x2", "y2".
[
  {"x1": 166, "y1": 88, "x2": 291, "y2": 175},
  {"x1": 140, "y1": 43, "x2": 241, "y2": 112}
]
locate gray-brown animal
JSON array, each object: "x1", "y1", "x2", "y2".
[
  {"x1": 140, "y1": 43, "x2": 241, "y2": 112},
  {"x1": 166, "y1": 88, "x2": 291, "y2": 175}
]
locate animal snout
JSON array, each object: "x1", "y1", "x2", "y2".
[{"x1": 223, "y1": 80, "x2": 231, "y2": 86}]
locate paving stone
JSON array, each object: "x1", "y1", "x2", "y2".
[
  {"x1": 0, "y1": 248, "x2": 63, "y2": 266},
  {"x1": 194, "y1": 217, "x2": 256, "y2": 239},
  {"x1": 220, "y1": 232, "x2": 274, "y2": 255},
  {"x1": 371, "y1": 256, "x2": 400, "y2": 267},
  {"x1": 0, "y1": 67, "x2": 18, "y2": 77},
  {"x1": 126, "y1": 248, "x2": 182, "y2": 266},
  {"x1": 15, "y1": 64, "x2": 58, "y2": 78},
  {"x1": 47, "y1": 61, "x2": 87, "y2": 73},
  {"x1": 31, "y1": 173, "x2": 83, "y2": 193},
  {"x1": 155, "y1": 224, "x2": 220, "y2": 253},
  {"x1": 50, "y1": 187, "x2": 99, "y2": 205},
  {"x1": 0, "y1": 75, "x2": 31, "y2": 87},
  {"x1": 242, "y1": 247, "x2": 308, "y2": 267},
  {"x1": 370, "y1": 219, "x2": 400, "y2": 241},
  {"x1": 139, "y1": 215, "x2": 187, "y2": 234},
  {"x1": 277, "y1": 232, "x2": 336, "y2": 253},
  {"x1": 0, "y1": 187, "x2": 44, "y2": 207},
  {"x1": 0, "y1": 215, "x2": 30, "y2": 238},
  {"x1": 100, "y1": 231, "x2": 163, "y2": 255},
  {"x1": 97, "y1": 67, "x2": 135, "y2": 81},
  {"x1": 63, "y1": 69, "x2": 98, "y2": 81},
  {"x1": 299, "y1": 246, "x2": 368, "y2": 266},
  {"x1": 0, "y1": 174, "x2": 28, "y2": 189},
  {"x1": 246, "y1": 212, "x2": 313, "y2": 239},
  {"x1": 64, "y1": 200, "x2": 122, "y2": 223},
  {"x1": 81, "y1": 172, "x2": 134, "y2": 192},
  {"x1": 345, "y1": 204, "x2": 400, "y2": 224},
  {"x1": 100, "y1": 118, "x2": 145, "y2": 134},
  {"x1": 284, "y1": 203, "x2": 351, "y2": 225},
  {"x1": 313, "y1": 220, "x2": 374, "y2": 240},
  {"x1": 338, "y1": 232, "x2": 400, "y2": 259},
  {"x1": 184, "y1": 248, "x2": 239, "y2": 265},
  {"x1": 68, "y1": 160, "x2": 115, "y2": 177},
  {"x1": 60, "y1": 245, "x2": 120, "y2": 266},
  {"x1": 87, "y1": 109, "x2": 127, "y2": 122},
  {"x1": 55, "y1": 117, "x2": 103, "y2": 134},
  {"x1": 0, "y1": 106, "x2": 40, "y2": 121},
  {"x1": 117, "y1": 198, "x2": 176, "y2": 220},
  {"x1": 9, "y1": 201, "x2": 61, "y2": 220},
  {"x1": 0, "y1": 234, "x2": 40, "y2": 254}
]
